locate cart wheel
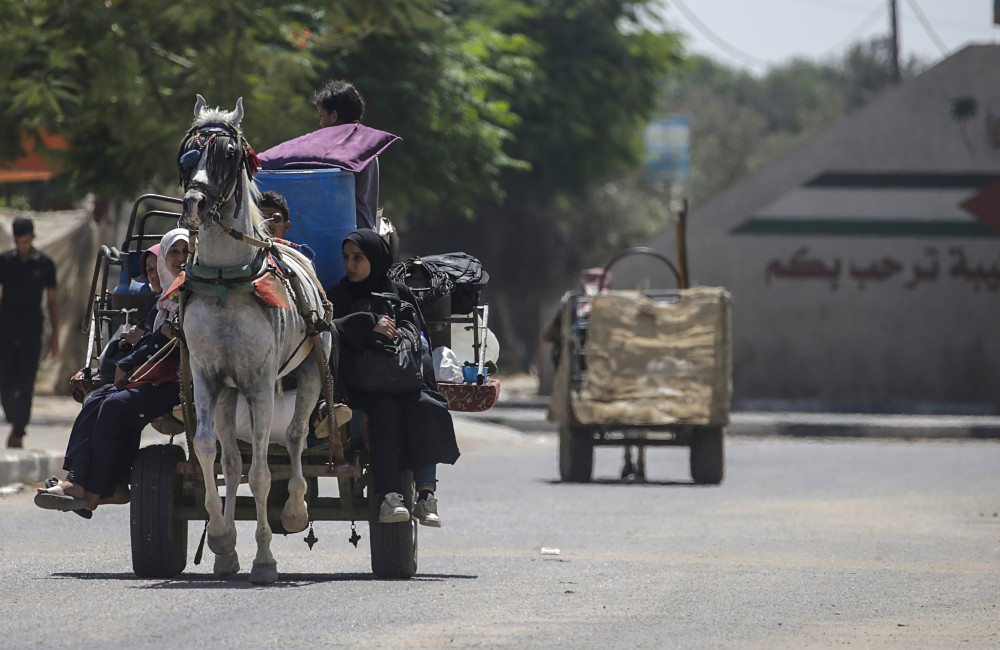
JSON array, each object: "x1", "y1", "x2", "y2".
[
  {"x1": 268, "y1": 476, "x2": 319, "y2": 535},
  {"x1": 690, "y1": 426, "x2": 724, "y2": 485},
  {"x1": 131, "y1": 444, "x2": 188, "y2": 578},
  {"x1": 559, "y1": 422, "x2": 593, "y2": 483},
  {"x1": 368, "y1": 470, "x2": 418, "y2": 579}
]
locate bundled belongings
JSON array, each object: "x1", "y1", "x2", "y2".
[
  {"x1": 548, "y1": 286, "x2": 732, "y2": 427},
  {"x1": 257, "y1": 123, "x2": 399, "y2": 174},
  {"x1": 389, "y1": 252, "x2": 489, "y2": 315}
]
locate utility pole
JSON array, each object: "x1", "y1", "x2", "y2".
[{"x1": 889, "y1": 0, "x2": 901, "y2": 83}]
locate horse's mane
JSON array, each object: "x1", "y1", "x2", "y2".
[
  {"x1": 247, "y1": 182, "x2": 266, "y2": 237},
  {"x1": 190, "y1": 107, "x2": 236, "y2": 130},
  {"x1": 273, "y1": 240, "x2": 319, "y2": 277}
]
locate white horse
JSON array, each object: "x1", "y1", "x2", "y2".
[{"x1": 178, "y1": 95, "x2": 332, "y2": 584}]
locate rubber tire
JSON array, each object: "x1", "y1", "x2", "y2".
[
  {"x1": 268, "y1": 476, "x2": 319, "y2": 535},
  {"x1": 690, "y1": 426, "x2": 725, "y2": 485},
  {"x1": 559, "y1": 422, "x2": 594, "y2": 483},
  {"x1": 368, "y1": 470, "x2": 418, "y2": 579},
  {"x1": 131, "y1": 444, "x2": 188, "y2": 578}
]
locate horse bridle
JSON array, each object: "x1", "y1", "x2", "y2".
[
  {"x1": 177, "y1": 121, "x2": 270, "y2": 249},
  {"x1": 179, "y1": 122, "x2": 258, "y2": 216}
]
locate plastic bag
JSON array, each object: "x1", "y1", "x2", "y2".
[{"x1": 432, "y1": 346, "x2": 464, "y2": 383}]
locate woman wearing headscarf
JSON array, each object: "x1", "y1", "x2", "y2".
[
  {"x1": 92, "y1": 243, "x2": 161, "y2": 383},
  {"x1": 35, "y1": 230, "x2": 190, "y2": 517},
  {"x1": 329, "y1": 229, "x2": 459, "y2": 527}
]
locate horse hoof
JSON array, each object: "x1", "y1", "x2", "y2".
[
  {"x1": 250, "y1": 561, "x2": 278, "y2": 585},
  {"x1": 207, "y1": 530, "x2": 237, "y2": 556},
  {"x1": 280, "y1": 503, "x2": 309, "y2": 534},
  {"x1": 213, "y1": 550, "x2": 240, "y2": 577}
]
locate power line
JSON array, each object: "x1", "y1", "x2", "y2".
[
  {"x1": 904, "y1": 0, "x2": 950, "y2": 55},
  {"x1": 668, "y1": 0, "x2": 771, "y2": 69},
  {"x1": 790, "y1": 0, "x2": 879, "y2": 15},
  {"x1": 822, "y1": 2, "x2": 886, "y2": 56}
]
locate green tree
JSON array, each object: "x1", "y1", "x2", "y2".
[
  {"x1": 0, "y1": 0, "x2": 526, "y2": 216},
  {"x1": 403, "y1": 1, "x2": 685, "y2": 370},
  {"x1": 657, "y1": 39, "x2": 928, "y2": 208},
  {"x1": 0, "y1": 1, "x2": 331, "y2": 198},
  {"x1": 311, "y1": 7, "x2": 534, "y2": 216}
]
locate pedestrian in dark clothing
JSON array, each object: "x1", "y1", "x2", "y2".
[
  {"x1": 0, "y1": 217, "x2": 59, "y2": 449},
  {"x1": 329, "y1": 229, "x2": 459, "y2": 527}
]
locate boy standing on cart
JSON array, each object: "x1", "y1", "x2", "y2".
[
  {"x1": 258, "y1": 80, "x2": 400, "y2": 235},
  {"x1": 312, "y1": 80, "x2": 381, "y2": 231}
]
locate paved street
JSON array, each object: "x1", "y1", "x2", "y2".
[{"x1": 1, "y1": 409, "x2": 998, "y2": 649}]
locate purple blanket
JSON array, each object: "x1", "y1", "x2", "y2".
[{"x1": 258, "y1": 123, "x2": 400, "y2": 173}]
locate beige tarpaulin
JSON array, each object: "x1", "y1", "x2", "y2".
[
  {"x1": 0, "y1": 210, "x2": 109, "y2": 395},
  {"x1": 548, "y1": 286, "x2": 732, "y2": 427}
]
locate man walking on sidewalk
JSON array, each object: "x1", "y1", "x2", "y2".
[{"x1": 0, "y1": 217, "x2": 59, "y2": 448}]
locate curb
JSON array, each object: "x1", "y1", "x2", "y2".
[
  {"x1": 0, "y1": 450, "x2": 65, "y2": 486},
  {"x1": 728, "y1": 422, "x2": 1000, "y2": 440},
  {"x1": 468, "y1": 407, "x2": 1000, "y2": 440},
  {"x1": 727, "y1": 413, "x2": 1000, "y2": 440}
]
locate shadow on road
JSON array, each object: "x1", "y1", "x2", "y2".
[
  {"x1": 541, "y1": 478, "x2": 718, "y2": 487},
  {"x1": 50, "y1": 571, "x2": 478, "y2": 589}
]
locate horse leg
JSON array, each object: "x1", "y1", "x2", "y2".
[
  {"x1": 191, "y1": 377, "x2": 239, "y2": 576},
  {"x1": 280, "y1": 364, "x2": 320, "y2": 534},
  {"x1": 245, "y1": 384, "x2": 278, "y2": 585},
  {"x1": 213, "y1": 387, "x2": 242, "y2": 575}
]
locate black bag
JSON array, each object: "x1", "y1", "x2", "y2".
[
  {"x1": 347, "y1": 293, "x2": 424, "y2": 394},
  {"x1": 387, "y1": 259, "x2": 454, "y2": 311},
  {"x1": 389, "y1": 252, "x2": 489, "y2": 315}
]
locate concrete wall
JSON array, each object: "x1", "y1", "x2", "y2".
[{"x1": 628, "y1": 45, "x2": 1000, "y2": 414}]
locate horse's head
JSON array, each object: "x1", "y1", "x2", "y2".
[{"x1": 178, "y1": 95, "x2": 259, "y2": 230}]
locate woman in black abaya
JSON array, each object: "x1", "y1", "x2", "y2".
[{"x1": 329, "y1": 229, "x2": 459, "y2": 527}]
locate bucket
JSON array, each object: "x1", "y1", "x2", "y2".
[{"x1": 255, "y1": 168, "x2": 356, "y2": 290}]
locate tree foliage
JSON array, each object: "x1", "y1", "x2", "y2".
[
  {"x1": 401, "y1": 1, "x2": 685, "y2": 368},
  {"x1": 658, "y1": 38, "x2": 927, "y2": 207},
  {"x1": 0, "y1": 0, "x2": 527, "y2": 211},
  {"x1": 1, "y1": 4, "x2": 932, "y2": 372}
]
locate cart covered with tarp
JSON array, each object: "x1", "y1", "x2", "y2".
[{"x1": 548, "y1": 247, "x2": 732, "y2": 484}]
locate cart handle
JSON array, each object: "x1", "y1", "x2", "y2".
[{"x1": 600, "y1": 247, "x2": 682, "y2": 290}]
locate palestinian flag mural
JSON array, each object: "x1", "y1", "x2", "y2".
[{"x1": 731, "y1": 172, "x2": 1000, "y2": 238}]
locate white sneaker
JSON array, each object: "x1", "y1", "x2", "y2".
[
  {"x1": 413, "y1": 495, "x2": 441, "y2": 528},
  {"x1": 379, "y1": 492, "x2": 410, "y2": 523}
]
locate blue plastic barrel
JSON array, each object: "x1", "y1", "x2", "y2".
[{"x1": 255, "y1": 168, "x2": 356, "y2": 290}]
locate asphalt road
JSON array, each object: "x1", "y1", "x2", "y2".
[{"x1": 1, "y1": 419, "x2": 998, "y2": 649}]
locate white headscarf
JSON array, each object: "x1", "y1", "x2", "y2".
[{"x1": 153, "y1": 228, "x2": 190, "y2": 331}]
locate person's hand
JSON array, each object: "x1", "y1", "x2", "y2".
[
  {"x1": 373, "y1": 315, "x2": 399, "y2": 341},
  {"x1": 123, "y1": 325, "x2": 142, "y2": 346},
  {"x1": 160, "y1": 323, "x2": 174, "y2": 339},
  {"x1": 113, "y1": 366, "x2": 128, "y2": 388}
]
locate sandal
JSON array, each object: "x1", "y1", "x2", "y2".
[{"x1": 35, "y1": 480, "x2": 93, "y2": 519}]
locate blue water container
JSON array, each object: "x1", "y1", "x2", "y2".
[{"x1": 255, "y1": 168, "x2": 357, "y2": 290}]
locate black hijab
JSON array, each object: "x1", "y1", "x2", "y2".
[{"x1": 340, "y1": 229, "x2": 394, "y2": 299}]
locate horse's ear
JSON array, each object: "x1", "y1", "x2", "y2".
[
  {"x1": 233, "y1": 97, "x2": 244, "y2": 128},
  {"x1": 194, "y1": 94, "x2": 207, "y2": 117}
]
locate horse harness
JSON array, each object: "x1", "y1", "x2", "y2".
[{"x1": 177, "y1": 120, "x2": 332, "y2": 364}]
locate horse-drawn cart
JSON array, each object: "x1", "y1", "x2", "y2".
[
  {"x1": 74, "y1": 167, "x2": 499, "y2": 581},
  {"x1": 548, "y1": 246, "x2": 732, "y2": 484}
]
